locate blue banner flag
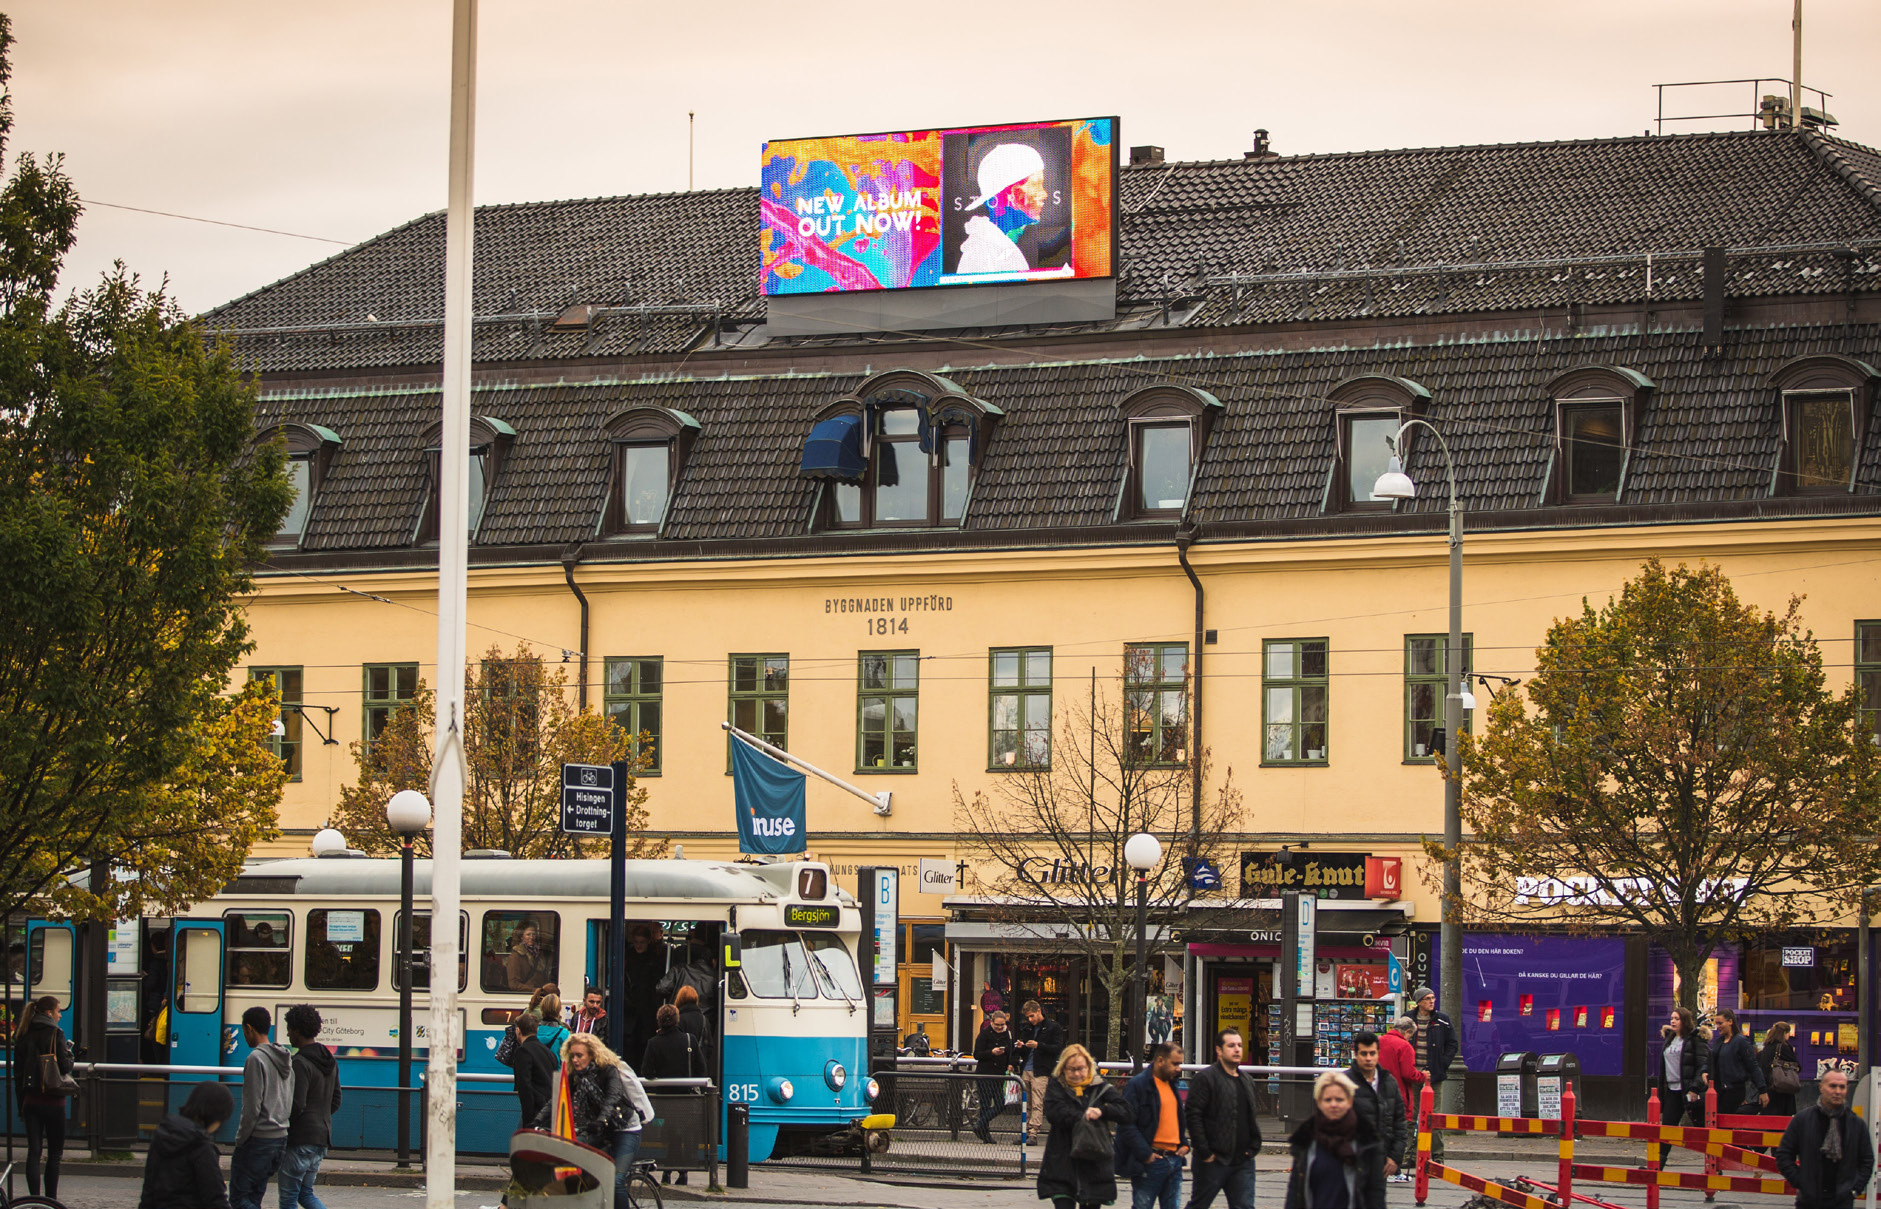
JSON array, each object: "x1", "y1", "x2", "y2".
[{"x1": 730, "y1": 736, "x2": 807, "y2": 855}]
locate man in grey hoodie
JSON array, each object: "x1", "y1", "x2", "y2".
[{"x1": 229, "y1": 1005, "x2": 294, "y2": 1209}]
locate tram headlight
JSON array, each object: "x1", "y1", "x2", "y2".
[
  {"x1": 825, "y1": 1060, "x2": 847, "y2": 1091},
  {"x1": 865, "y1": 1076, "x2": 881, "y2": 1103},
  {"x1": 767, "y1": 1077, "x2": 795, "y2": 1104}
]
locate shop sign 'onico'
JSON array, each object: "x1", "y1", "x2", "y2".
[{"x1": 1242, "y1": 851, "x2": 1398, "y2": 900}]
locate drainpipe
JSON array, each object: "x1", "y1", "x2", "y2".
[
  {"x1": 561, "y1": 543, "x2": 590, "y2": 708},
  {"x1": 1173, "y1": 519, "x2": 1204, "y2": 843}
]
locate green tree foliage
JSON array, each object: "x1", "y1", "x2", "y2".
[
  {"x1": 331, "y1": 643, "x2": 662, "y2": 860},
  {"x1": 1449, "y1": 559, "x2": 1881, "y2": 1011},
  {"x1": 0, "y1": 15, "x2": 291, "y2": 921}
]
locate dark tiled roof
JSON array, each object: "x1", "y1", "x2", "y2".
[
  {"x1": 255, "y1": 322, "x2": 1881, "y2": 558},
  {"x1": 210, "y1": 131, "x2": 1881, "y2": 374}
]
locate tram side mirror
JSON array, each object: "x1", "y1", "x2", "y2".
[{"x1": 723, "y1": 933, "x2": 742, "y2": 970}]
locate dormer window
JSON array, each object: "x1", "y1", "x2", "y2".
[
  {"x1": 417, "y1": 416, "x2": 514, "y2": 544},
  {"x1": 800, "y1": 370, "x2": 999, "y2": 530},
  {"x1": 599, "y1": 406, "x2": 700, "y2": 536},
  {"x1": 1323, "y1": 375, "x2": 1429, "y2": 513},
  {"x1": 1768, "y1": 355, "x2": 1877, "y2": 496},
  {"x1": 1117, "y1": 385, "x2": 1223, "y2": 521},
  {"x1": 1545, "y1": 367, "x2": 1652, "y2": 505},
  {"x1": 257, "y1": 423, "x2": 341, "y2": 549}
]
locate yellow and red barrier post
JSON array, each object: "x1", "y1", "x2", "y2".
[
  {"x1": 1415, "y1": 1081, "x2": 1432, "y2": 1207},
  {"x1": 1557, "y1": 1084, "x2": 1577, "y2": 1209},
  {"x1": 1645, "y1": 1084, "x2": 1660, "y2": 1209}
]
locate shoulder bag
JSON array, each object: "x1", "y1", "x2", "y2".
[
  {"x1": 39, "y1": 1050, "x2": 78, "y2": 1096},
  {"x1": 494, "y1": 1023, "x2": 520, "y2": 1067},
  {"x1": 1768, "y1": 1049, "x2": 1802, "y2": 1095},
  {"x1": 1070, "y1": 1089, "x2": 1113, "y2": 1161}
]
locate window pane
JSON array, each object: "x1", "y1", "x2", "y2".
[
  {"x1": 481, "y1": 911, "x2": 560, "y2": 995},
  {"x1": 468, "y1": 450, "x2": 488, "y2": 533},
  {"x1": 1302, "y1": 641, "x2": 1327, "y2": 678},
  {"x1": 739, "y1": 930, "x2": 820, "y2": 999},
  {"x1": 892, "y1": 696, "x2": 918, "y2": 735},
  {"x1": 1408, "y1": 638, "x2": 1440, "y2": 675},
  {"x1": 1266, "y1": 645, "x2": 1296, "y2": 679},
  {"x1": 622, "y1": 445, "x2": 669, "y2": 525},
  {"x1": 638, "y1": 660, "x2": 661, "y2": 693},
  {"x1": 804, "y1": 933, "x2": 864, "y2": 1000},
  {"x1": 224, "y1": 911, "x2": 291, "y2": 989},
  {"x1": 1301, "y1": 685, "x2": 1328, "y2": 723},
  {"x1": 875, "y1": 441, "x2": 930, "y2": 521},
  {"x1": 1024, "y1": 692, "x2": 1051, "y2": 732},
  {"x1": 1795, "y1": 393, "x2": 1853, "y2": 489},
  {"x1": 1025, "y1": 649, "x2": 1051, "y2": 686},
  {"x1": 992, "y1": 650, "x2": 1020, "y2": 687},
  {"x1": 368, "y1": 665, "x2": 390, "y2": 697},
  {"x1": 1267, "y1": 686, "x2": 1295, "y2": 726},
  {"x1": 733, "y1": 657, "x2": 759, "y2": 694},
  {"x1": 1162, "y1": 648, "x2": 1186, "y2": 682},
  {"x1": 893, "y1": 654, "x2": 920, "y2": 686},
  {"x1": 942, "y1": 436, "x2": 970, "y2": 521},
  {"x1": 880, "y1": 409, "x2": 920, "y2": 437},
  {"x1": 992, "y1": 694, "x2": 1017, "y2": 733},
  {"x1": 394, "y1": 911, "x2": 470, "y2": 992},
  {"x1": 762, "y1": 698, "x2": 788, "y2": 740},
  {"x1": 1138, "y1": 426, "x2": 1191, "y2": 511},
  {"x1": 606, "y1": 660, "x2": 636, "y2": 695},
  {"x1": 280, "y1": 456, "x2": 312, "y2": 537},
  {"x1": 834, "y1": 483, "x2": 862, "y2": 523},
  {"x1": 1861, "y1": 624, "x2": 1881, "y2": 666},
  {"x1": 1566, "y1": 407, "x2": 1624, "y2": 497},
  {"x1": 1346, "y1": 416, "x2": 1397, "y2": 503},
  {"x1": 862, "y1": 655, "x2": 889, "y2": 690},
  {"x1": 306, "y1": 909, "x2": 381, "y2": 991},
  {"x1": 732, "y1": 698, "x2": 757, "y2": 730}
]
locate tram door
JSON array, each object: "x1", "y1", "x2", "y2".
[{"x1": 166, "y1": 921, "x2": 226, "y2": 1081}]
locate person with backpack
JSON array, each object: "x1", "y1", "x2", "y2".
[
  {"x1": 14, "y1": 995, "x2": 73, "y2": 1201},
  {"x1": 280, "y1": 1004, "x2": 342, "y2": 1209}
]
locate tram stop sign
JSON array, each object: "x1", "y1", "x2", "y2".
[{"x1": 561, "y1": 763, "x2": 615, "y2": 834}]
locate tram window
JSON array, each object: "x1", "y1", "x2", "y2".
[
  {"x1": 223, "y1": 911, "x2": 291, "y2": 988},
  {"x1": 393, "y1": 911, "x2": 470, "y2": 992},
  {"x1": 305, "y1": 909, "x2": 381, "y2": 991},
  {"x1": 739, "y1": 930, "x2": 820, "y2": 1000},
  {"x1": 802, "y1": 933, "x2": 864, "y2": 1001},
  {"x1": 173, "y1": 927, "x2": 222, "y2": 1014},
  {"x1": 28, "y1": 929, "x2": 73, "y2": 1008},
  {"x1": 482, "y1": 911, "x2": 560, "y2": 995}
]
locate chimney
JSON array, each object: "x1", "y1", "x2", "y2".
[
  {"x1": 1245, "y1": 128, "x2": 1277, "y2": 161},
  {"x1": 1129, "y1": 145, "x2": 1165, "y2": 166}
]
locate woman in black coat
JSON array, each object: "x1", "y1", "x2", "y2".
[
  {"x1": 1758, "y1": 1021, "x2": 1801, "y2": 1117},
  {"x1": 14, "y1": 996, "x2": 72, "y2": 1200},
  {"x1": 641, "y1": 1004, "x2": 705, "y2": 1186},
  {"x1": 1283, "y1": 1071, "x2": 1388, "y2": 1209},
  {"x1": 1036, "y1": 1044, "x2": 1133, "y2": 1209},
  {"x1": 138, "y1": 1081, "x2": 234, "y2": 1209}
]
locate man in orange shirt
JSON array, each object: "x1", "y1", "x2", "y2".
[{"x1": 1115, "y1": 1042, "x2": 1189, "y2": 1209}]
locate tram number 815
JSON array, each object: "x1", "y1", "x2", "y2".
[{"x1": 725, "y1": 1083, "x2": 761, "y2": 1103}]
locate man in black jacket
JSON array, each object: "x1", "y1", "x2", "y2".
[
  {"x1": 1777, "y1": 1070, "x2": 1873, "y2": 1209},
  {"x1": 279, "y1": 1005, "x2": 341, "y2": 1209},
  {"x1": 511, "y1": 1012, "x2": 557, "y2": 1130},
  {"x1": 971, "y1": 1011, "x2": 1017, "y2": 1142},
  {"x1": 1346, "y1": 1031, "x2": 1408, "y2": 1182},
  {"x1": 1183, "y1": 1027, "x2": 1261, "y2": 1209},
  {"x1": 1014, "y1": 1000, "x2": 1065, "y2": 1145},
  {"x1": 1411, "y1": 986, "x2": 1459, "y2": 1163}
]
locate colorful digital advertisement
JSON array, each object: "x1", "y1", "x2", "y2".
[{"x1": 760, "y1": 117, "x2": 1116, "y2": 296}]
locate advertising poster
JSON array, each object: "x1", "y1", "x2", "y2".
[
  {"x1": 1461, "y1": 935, "x2": 1625, "y2": 1076},
  {"x1": 761, "y1": 117, "x2": 1114, "y2": 295},
  {"x1": 1216, "y1": 976, "x2": 1252, "y2": 1049},
  {"x1": 1335, "y1": 963, "x2": 1391, "y2": 999}
]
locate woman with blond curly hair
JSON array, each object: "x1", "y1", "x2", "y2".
[
  {"x1": 562, "y1": 1032, "x2": 654, "y2": 1209},
  {"x1": 1036, "y1": 1042, "x2": 1133, "y2": 1209}
]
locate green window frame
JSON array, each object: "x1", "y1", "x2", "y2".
[
  {"x1": 729, "y1": 654, "x2": 789, "y2": 768},
  {"x1": 250, "y1": 666, "x2": 304, "y2": 781},
  {"x1": 1262, "y1": 639, "x2": 1329, "y2": 765},
  {"x1": 857, "y1": 651, "x2": 919, "y2": 772},
  {"x1": 1405, "y1": 633, "x2": 1473, "y2": 761},
  {"x1": 989, "y1": 647, "x2": 1052, "y2": 770},
  {"x1": 1858, "y1": 622, "x2": 1881, "y2": 746},
  {"x1": 1124, "y1": 642, "x2": 1188, "y2": 765},
  {"x1": 604, "y1": 657, "x2": 663, "y2": 774},
  {"x1": 363, "y1": 663, "x2": 419, "y2": 748}
]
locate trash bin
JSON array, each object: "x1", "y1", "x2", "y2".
[
  {"x1": 1536, "y1": 1052, "x2": 1582, "y2": 1120},
  {"x1": 1496, "y1": 1051, "x2": 1539, "y2": 1118}
]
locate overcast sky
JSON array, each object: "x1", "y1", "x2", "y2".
[{"x1": 14, "y1": 0, "x2": 1880, "y2": 316}]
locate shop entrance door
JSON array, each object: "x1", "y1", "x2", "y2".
[{"x1": 1207, "y1": 963, "x2": 1272, "y2": 1062}]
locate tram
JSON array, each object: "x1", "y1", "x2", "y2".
[{"x1": 29, "y1": 853, "x2": 877, "y2": 1160}]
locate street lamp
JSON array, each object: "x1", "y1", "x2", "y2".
[
  {"x1": 1124, "y1": 833, "x2": 1163, "y2": 1071},
  {"x1": 1372, "y1": 422, "x2": 1475, "y2": 1108},
  {"x1": 386, "y1": 789, "x2": 432, "y2": 1170},
  {"x1": 310, "y1": 827, "x2": 347, "y2": 857}
]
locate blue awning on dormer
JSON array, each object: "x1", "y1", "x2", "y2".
[{"x1": 799, "y1": 414, "x2": 866, "y2": 482}]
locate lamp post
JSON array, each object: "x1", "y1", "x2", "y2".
[
  {"x1": 1124, "y1": 833, "x2": 1163, "y2": 1071},
  {"x1": 386, "y1": 790, "x2": 432, "y2": 1170},
  {"x1": 1373, "y1": 422, "x2": 1476, "y2": 1107}
]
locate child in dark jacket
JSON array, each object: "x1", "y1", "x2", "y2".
[{"x1": 139, "y1": 1082, "x2": 235, "y2": 1209}]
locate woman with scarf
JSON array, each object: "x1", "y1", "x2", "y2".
[
  {"x1": 1036, "y1": 1042, "x2": 1133, "y2": 1209},
  {"x1": 1284, "y1": 1070, "x2": 1388, "y2": 1209}
]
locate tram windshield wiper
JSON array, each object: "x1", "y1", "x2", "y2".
[
  {"x1": 810, "y1": 943, "x2": 858, "y2": 1015},
  {"x1": 781, "y1": 940, "x2": 802, "y2": 1016}
]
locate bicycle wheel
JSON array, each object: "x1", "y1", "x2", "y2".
[
  {"x1": 8, "y1": 1197, "x2": 65, "y2": 1208},
  {"x1": 627, "y1": 1168, "x2": 664, "y2": 1209}
]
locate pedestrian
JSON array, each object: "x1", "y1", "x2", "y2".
[
  {"x1": 511, "y1": 1012, "x2": 556, "y2": 1130},
  {"x1": 279, "y1": 1004, "x2": 341, "y2": 1209},
  {"x1": 1657, "y1": 1006, "x2": 1710, "y2": 1164},
  {"x1": 230, "y1": 1006, "x2": 295, "y2": 1209},
  {"x1": 139, "y1": 1080, "x2": 236, "y2": 1209},
  {"x1": 674, "y1": 983, "x2": 707, "y2": 1055},
  {"x1": 1775, "y1": 1069, "x2": 1874, "y2": 1209},
  {"x1": 1712, "y1": 1007, "x2": 1769, "y2": 1117},
  {"x1": 1036, "y1": 1043, "x2": 1132, "y2": 1209},
  {"x1": 563, "y1": 1033, "x2": 655, "y2": 1209},
  {"x1": 1015, "y1": 999, "x2": 1066, "y2": 1145},
  {"x1": 571, "y1": 984, "x2": 608, "y2": 1035},
  {"x1": 14, "y1": 995, "x2": 72, "y2": 1201},
  {"x1": 1378, "y1": 1017, "x2": 1423, "y2": 1173},
  {"x1": 640, "y1": 1004, "x2": 703, "y2": 1186},
  {"x1": 1282, "y1": 1070, "x2": 1388, "y2": 1209},
  {"x1": 534, "y1": 992, "x2": 571, "y2": 1065},
  {"x1": 1345, "y1": 1031, "x2": 1408, "y2": 1183},
  {"x1": 623, "y1": 925, "x2": 665, "y2": 1062},
  {"x1": 972, "y1": 1010, "x2": 1018, "y2": 1143},
  {"x1": 1115, "y1": 1041, "x2": 1188, "y2": 1209},
  {"x1": 1760, "y1": 1021, "x2": 1802, "y2": 1118},
  {"x1": 1409, "y1": 986, "x2": 1458, "y2": 1164},
  {"x1": 1182, "y1": 1027, "x2": 1263, "y2": 1209}
]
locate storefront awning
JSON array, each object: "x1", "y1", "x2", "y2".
[{"x1": 799, "y1": 413, "x2": 865, "y2": 481}]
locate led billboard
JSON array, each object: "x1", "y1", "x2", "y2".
[{"x1": 761, "y1": 117, "x2": 1115, "y2": 297}]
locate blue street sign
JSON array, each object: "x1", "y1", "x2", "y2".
[
  {"x1": 1186, "y1": 857, "x2": 1222, "y2": 891},
  {"x1": 561, "y1": 762, "x2": 615, "y2": 834}
]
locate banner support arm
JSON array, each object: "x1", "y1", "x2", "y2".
[{"x1": 722, "y1": 721, "x2": 891, "y2": 816}]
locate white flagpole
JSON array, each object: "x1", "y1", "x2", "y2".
[{"x1": 427, "y1": 0, "x2": 476, "y2": 1203}]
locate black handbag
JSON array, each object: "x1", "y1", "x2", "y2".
[{"x1": 1070, "y1": 1091, "x2": 1112, "y2": 1161}]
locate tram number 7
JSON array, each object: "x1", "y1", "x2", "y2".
[{"x1": 726, "y1": 1083, "x2": 761, "y2": 1103}]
